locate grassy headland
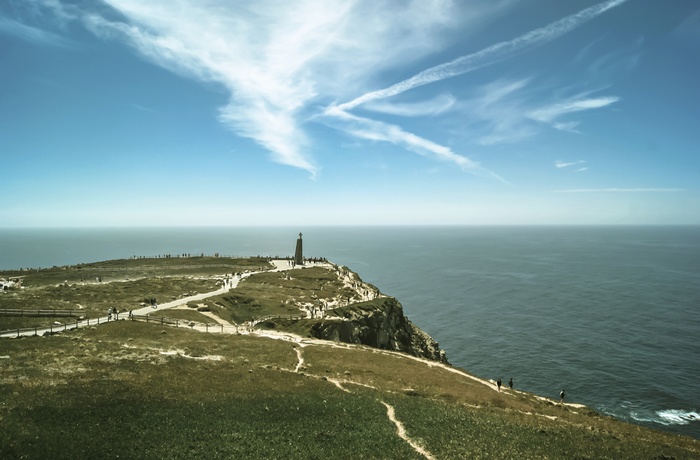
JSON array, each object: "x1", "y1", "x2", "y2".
[{"x1": 1, "y1": 259, "x2": 699, "y2": 459}]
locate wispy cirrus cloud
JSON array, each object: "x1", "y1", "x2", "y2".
[
  {"x1": 553, "y1": 188, "x2": 684, "y2": 193},
  {"x1": 459, "y1": 78, "x2": 538, "y2": 145},
  {"x1": 325, "y1": 0, "x2": 629, "y2": 173},
  {"x1": 555, "y1": 160, "x2": 587, "y2": 169},
  {"x1": 552, "y1": 121, "x2": 581, "y2": 133},
  {"x1": 335, "y1": 0, "x2": 629, "y2": 112},
  {"x1": 0, "y1": 16, "x2": 76, "y2": 48},
  {"x1": 323, "y1": 106, "x2": 502, "y2": 179},
  {"x1": 527, "y1": 96, "x2": 620, "y2": 124},
  {"x1": 364, "y1": 94, "x2": 456, "y2": 117},
  {"x1": 73, "y1": 0, "x2": 469, "y2": 176},
  {"x1": 11, "y1": 0, "x2": 630, "y2": 178},
  {"x1": 453, "y1": 83, "x2": 619, "y2": 144},
  {"x1": 674, "y1": 9, "x2": 700, "y2": 45}
]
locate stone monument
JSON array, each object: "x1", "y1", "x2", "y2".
[{"x1": 294, "y1": 232, "x2": 303, "y2": 266}]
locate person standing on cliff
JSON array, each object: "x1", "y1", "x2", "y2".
[
  {"x1": 497, "y1": 378, "x2": 502, "y2": 392},
  {"x1": 560, "y1": 389, "x2": 565, "y2": 404},
  {"x1": 508, "y1": 378, "x2": 513, "y2": 390}
]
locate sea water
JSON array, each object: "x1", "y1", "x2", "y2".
[{"x1": 1, "y1": 226, "x2": 698, "y2": 439}]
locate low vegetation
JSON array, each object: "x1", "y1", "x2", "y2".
[
  {"x1": 0, "y1": 257, "x2": 270, "y2": 330},
  {"x1": 1, "y1": 259, "x2": 699, "y2": 459},
  {"x1": 208, "y1": 266, "x2": 356, "y2": 323}
]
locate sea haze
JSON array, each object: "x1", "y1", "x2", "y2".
[{"x1": 1, "y1": 225, "x2": 698, "y2": 439}]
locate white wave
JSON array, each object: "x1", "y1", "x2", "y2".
[{"x1": 656, "y1": 410, "x2": 700, "y2": 425}]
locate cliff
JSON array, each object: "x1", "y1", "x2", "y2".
[
  {"x1": 309, "y1": 297, "x2": 449, "y2": 364},
  {"x1": 4, "y1": 257, "x2": 700, "y2": 458}
]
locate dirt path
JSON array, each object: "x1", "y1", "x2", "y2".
[{"x1": 381, "y1": 401, "x2": 436, "y2": 460}]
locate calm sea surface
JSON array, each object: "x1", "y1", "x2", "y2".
[{"x1": 1, "y1": 226, "x2": 698, "y2": 439}]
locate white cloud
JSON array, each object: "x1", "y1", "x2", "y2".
[
  {"x1": 528, "y1": 96, "x2": 620, "y2": 124},
  {"x1": 463, "y1": 78, "x2": 537, "y2": 145},
  {"x1": 74, "y1": 0, "x2": 468, "y2": 176},
  {"x1": 364, "y1": 94, "x2": 456, "y2": 117},
  {"x1": 18, "y1": 0, "x2": 629, "y2": 177},
  {"x1": 335, "y1": 0, "x2": 629, "y2": 111},
  {"x1": 552, "y1": 121, "x2": 581, "y2": 132},
  {"x1": 555, "y1": 160, "x2": 586, "y2": 169},
  {"x1": 674, "y1": 9, "x2": 700, "y2": 45},
  {"x1": 553, "y1": 188, "x2": 684, "y2": 193},
  {"x1": 323, "y1": 106, "x2": 503, "y2": 179},
  {"x1": 324, "y1": 0, "x2": 628, "y2": 168},
  {"x1": 0, "y1": 16, "x2": 76, "y2": 48}
]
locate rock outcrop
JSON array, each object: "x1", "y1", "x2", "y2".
[{"x1": 310, "y1": 297, "x2": 448, "y2": 364}]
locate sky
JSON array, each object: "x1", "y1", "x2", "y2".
[{"x1": 1, "y1": 0, "x2": 699, "y2": 227}]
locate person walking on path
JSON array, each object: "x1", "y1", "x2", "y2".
[
  {"x1": 496, "y1": 378, "x2": 502, "y2": 392},
  {"x1": 560, "y1": 389, "x2": 565, "y2": 404},
  {"x1": 508, "y1": 378, "x2": 513, "y2": 390}
]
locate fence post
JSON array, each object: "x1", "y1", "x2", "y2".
[
  {"x1": 17, "y1": 329, "x2": 20, "y2": 338},
  {"x1": 221, "y1": 324, "x2": 224, "y2": 333},
  {"x1": 206, "y1": 324, "x2": 209, "y2": 332},
  {"x1": 34, "y1": 326, "x2": 37, "y2": 336}
]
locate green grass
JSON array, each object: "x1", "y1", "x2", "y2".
[
  {"x1": 208, "y1": 267, "x2": 355, "y2": 324},
  {"x1": 0, "y1": 277, "x2": 219, "y2": 329},
  {"x1": 1, "y1": 322, "x2": 699, "y2": 459},
  {"x1": 147, "y1": 309, "x2": 219, "y2": 325},
  {"x1": 1, "y1": 256, "x2": 272, "y2": 279},
  {"x1": 0, "y1": 257, "x2": 273, "y2": 330},
  {"x1": 0, "y1": 323, "x2": 417, "y2": 459},
  {"x1": 2, "y1": 259, "x2": 700, "y2": 459},
  {"x1": 385, "y1": 395, "x2": 691, "y2": 459}
]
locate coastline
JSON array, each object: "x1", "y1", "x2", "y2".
[{"x1": 1, "y1": 226, "x2": 699, "y2": 440}]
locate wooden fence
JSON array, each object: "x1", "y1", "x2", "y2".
[
  {"x1": 128, "y1": 315, "x2": 246, "y2": 333},
  {"x1": 253, "y1": 314, "x2": 306, "y2": 324},
  {"x1": 0, "y1": 314, "x2": 245, "y2": 338},
  {"x1": 0, "y1": 308, "x2": 83, "y2": 317},
  {"x1": 0, "y1": 316, "x2": 111, "y2": 338}
]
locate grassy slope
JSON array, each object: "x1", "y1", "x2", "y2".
[
  {"x1": 0, "y1": 257, "x2": 270, "y2": 329},
  {"x1": 2, "y1": 260, "x2": 700, "y2": 459},
  {"x1": 206, "y1": 267, "x2": 356, "y2": 324},
  {"x1": 1, "y1": 322, "x2": 698, "y2": 459}
]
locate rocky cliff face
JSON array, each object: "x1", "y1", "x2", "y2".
[{"x1": 310, "y1": 297, "x2": 448, "y2": 364}]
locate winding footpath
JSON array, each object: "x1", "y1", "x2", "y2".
[
  {"x1": 0, "y1": 260, "x2": 321, "y2": 338},
  {"x1": 1, "y1": 259, "x2": 587, "y2": 457}
]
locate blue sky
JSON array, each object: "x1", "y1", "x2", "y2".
[{"x1": 1, "y1": 0, "x2": 698, "y2": 227}]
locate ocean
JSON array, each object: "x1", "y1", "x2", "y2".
[{"x1": 1, "y1": 226, "x2": 698, "y2": 439}]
